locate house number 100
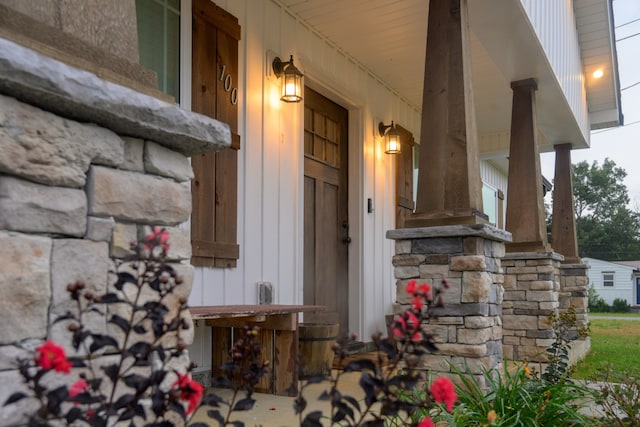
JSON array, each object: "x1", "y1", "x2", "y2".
[{"x1": 219, "y1": 65, "x2": 238, "y2": 105}]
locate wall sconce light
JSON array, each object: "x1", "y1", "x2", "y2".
[
  {"x1": 272, "y1": 55, "x2": 304, "y2": 103},
  {"x1": 379, "y1": 121, "x2": 401, "y2": 154}
]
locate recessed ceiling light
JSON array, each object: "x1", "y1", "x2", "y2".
[{"x1": 593, "y1": 69, "x2": 604, "y2": 79}]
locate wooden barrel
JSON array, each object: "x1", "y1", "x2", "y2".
[{"x1": 298, "y1": 323, "x2": 339, "y2": 377}]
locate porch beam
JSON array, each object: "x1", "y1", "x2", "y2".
[
  {"x1": 406, "y1": 0, "x2": 486, "y2": 228},
  {"x1": 551, "y1": 143, "x2": 580, "y2": 263},
  {"x1": 505, "y1": 78, "x2": 551, "y2": 253}
]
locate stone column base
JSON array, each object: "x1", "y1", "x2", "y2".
[
  {"x1": 502, "y1": 252, "x2": 562, "y2": 362},
  {"x1": 387, "y1": 224, "x2": 511, "y2": 387}
]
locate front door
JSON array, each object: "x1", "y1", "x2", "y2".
[
  {"x1": 636, "y1": 278, "x2": 640, "y2": 305},
  {"x1": 303, "y1": 87, "x2": 349, "y2": 339}
]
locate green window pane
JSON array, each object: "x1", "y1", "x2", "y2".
[
  {"x1": 136, "y1": 0, "x2": 180, "y2": 101},
  {"x1": 165, "y1": 9, "x2": 180, "y2": 99}
]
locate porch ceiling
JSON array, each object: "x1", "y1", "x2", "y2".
[{"x1": 277, "y1": 0, "x2": 621, "y2": 154}]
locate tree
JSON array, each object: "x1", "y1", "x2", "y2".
[{"x1": 571, "y1": 158, "x2": 640, "y2": 260}]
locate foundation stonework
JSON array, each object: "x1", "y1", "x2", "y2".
[
  {"x1": 559, "y1": 262, "x2": 591, "y2": 363},
  {"x1": 387, "y1": 224, "x2": 511, "y2": 387},
  {"x1": 502, "y1": 253, "x2": 590, "y2": 365},
  {"x1": 388, "y1": 225, "x2": 591, "y2": 383},
  {"x1": 501, "y1": 252, "x2": 563, "y2": 362},
  {"x1": 0, "y1": 36, "x2": 229, "y2": 426}
]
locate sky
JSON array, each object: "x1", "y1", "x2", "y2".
[{"x1": 540, "y1": 0, "x2": 640, "y2": 208}]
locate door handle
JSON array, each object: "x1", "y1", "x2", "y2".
[{"x1": 342, "y1": 221, "x2": 351, "y2": 244}]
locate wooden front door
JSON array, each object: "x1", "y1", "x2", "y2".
[{"x1": 303, "y1": 87, "x2": 349, "y2": 339}]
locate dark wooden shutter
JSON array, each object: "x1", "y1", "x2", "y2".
[
  {"x1": 395, "y1": 125, "x2": 415, "y2": 228},
  {"x1": 191, "y1": 0, "x2": 241, "y2": 268}
]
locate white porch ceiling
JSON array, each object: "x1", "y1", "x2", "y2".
[{"x1": 277, "y1": 0, "x2": 621, "y2": 156}]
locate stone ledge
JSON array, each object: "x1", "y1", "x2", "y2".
[
  {"x1": 502, "y1": 251, "x2": 564, "y2": 261},
  {"x1": 0, "y1": 37, "x2": 230, "y2": 157},
  {"x1": 386, "y1": 223, "x2": 512, "y2": 243}
]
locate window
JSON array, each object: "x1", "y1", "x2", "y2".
[
  {"x1": 603, "y1": 272, "x2": 614, "y2": 287},
  {"x1": 136, "y1": 0, "x2": 181, "y2": 100}
]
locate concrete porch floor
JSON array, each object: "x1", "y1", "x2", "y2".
[{"x1": 191, "y1": 370, "x2": 366, "y2": 427}]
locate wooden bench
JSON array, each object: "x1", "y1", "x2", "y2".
[{"x1": 189, "y1": 304, "x2": 324, "y2": 396}]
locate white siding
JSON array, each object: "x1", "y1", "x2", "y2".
[
  {"x1": 480, "y1": 160, "x2": 508, "y2": 228},
  {"x1": 186, "y1": 0, "x2": 422, "y2": 373},
  {"x1": 480, "y1": 161, "x2": 507, "y2": 194},
  {"x1": 583, "y1": 257, "x2": 635, "y2": 305},
  {"x1": 520, "y1": 0, "x2": 589, "y2": 141}
]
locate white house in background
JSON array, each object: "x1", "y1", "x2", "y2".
[{"x1": 583, "y1": 257, "x2": 640, "y2": 306}]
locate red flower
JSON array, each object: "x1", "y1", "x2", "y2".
[
  {"x1": 34, "y1": 341, "x2": 71, "y2": 373},
  {"x1": 418, "y1": 416, "x2": 435, "y2": 427},
  {"x1": 144, "y1": 227, "x2": 171, "y2": 253},
  {"x1": 417, "y1": 283, "x2": 431, "y2": 296},
  {"x1": 411, "y1": 296, "x2": 424, "y2": 310},
  {"x1": 430, "y1": 376, "x2": 457, "y2": 412},
  {"x1": 69, "y1": 379, "x2": 88, "y2": 398},
  {"x1": 406, "y1": 280, "x2": 417, "y2": 294},
  {"x1": 405, "y1": 310, "x2": 419, "y2": 328},
  {"x1": 172, "y1": 373, "x2": 204, "y2": 415},
  {"x1": 407, "y1": 281, "x2": 432, "y2": 310}
]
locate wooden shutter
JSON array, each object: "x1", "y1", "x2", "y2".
[
  {"x1": 395, "y1": 125, "x2": 415, "y2": 228},
  {"x1": 191, "y1": 0, "x2": 241, "y2": 268}
]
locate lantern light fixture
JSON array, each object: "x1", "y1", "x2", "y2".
[
  {"x1": 378, "y1": 121, "x2": 401, "y2": 154},
  {"x1": 272, "y1": 55, "x2": 304, "y2": 103}
]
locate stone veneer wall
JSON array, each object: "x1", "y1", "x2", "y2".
[
  {"x1": 559, "y1": 263, "x2": 591, "y2": 362},
  {"x1": 502, "y1": 253, "x2": 591, "y2": 364},
  {"x1": 558, "y1": 263, "x2": 589, "y2": 330},
  {"x1": 387, "y1": 224, "x2": 511, "y2": 388},
  {"x1": 501, "y1": 253, "x2": 562, "y2": 362},
  {"x1": 0, "y1": 37, "x2": 229, "y2": 425}
]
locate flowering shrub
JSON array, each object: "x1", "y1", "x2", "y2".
[
  {"x1": 430, "y1": 307, "x2": 596, "y2": 427},
  {"x1": 4, "y1": 227, "x2": 457, "y2": 427},
  {"x1": 293, "y1": 278, "x2": 457, "y2": 427},
  {"x1": 4, "y1": 227, "x2": 207, "y2": 426}
]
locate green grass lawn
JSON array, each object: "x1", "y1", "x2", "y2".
[
  {"x1": 572, "y1": 317, "x2": 640, "y2": 379},
  {"x1": 588, "y1": 311, "x2": 640, "y2": 318}
]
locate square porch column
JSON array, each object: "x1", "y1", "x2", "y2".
[
  {"x1": 405, "y1": 0, "x2": 487, "y2": 228},
  {"x1": 551, "y1": 144, "x2": 580, "y2": 264},
  {"x1": 505, "y1": 78, "x2": 551, "y2": 253}
]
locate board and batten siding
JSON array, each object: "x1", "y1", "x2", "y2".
[
  {"x1": 186, "y1": 0, "x2": 422, "y2": 374},
  {"x1": 480, "y1": 160, "x2": 508, "y2": 227},
  {"x1": 520, "y1": 0, "x2": 589, "y2": 141},
  {"x1": 480, "y1": 160, "x2": 508, "y2": 195},
  {"x1": 582, "y1": 257, "x2": 635, "y2": 305}
]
